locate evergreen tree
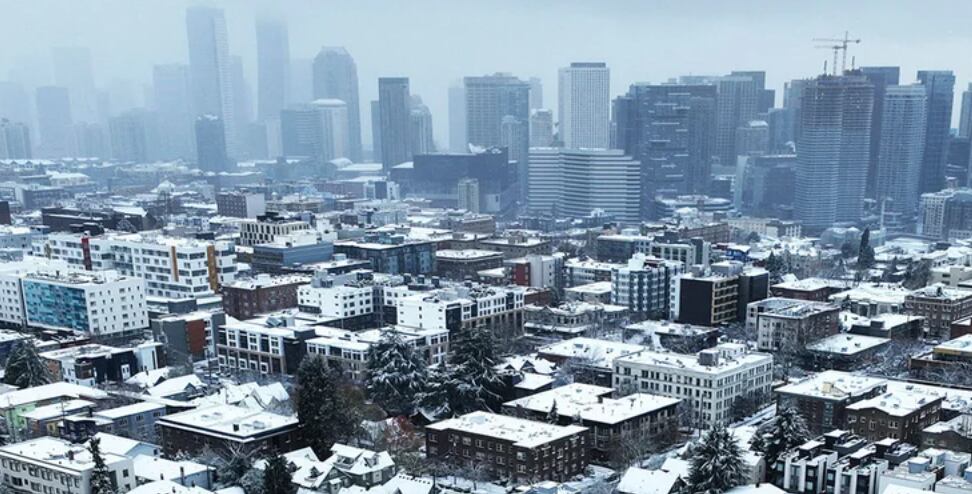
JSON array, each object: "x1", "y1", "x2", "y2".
[
  {"x1": 758, "y1": 406, "x2": 811, "y2": 473},
  {"x1": 262, "y1": 454, "x2": 296, "y2": 494},
  {"x1": 3, "y1": 340, "x2": 52, "y2": 389},
  {"x1": 546, "y1": 400, "x2": 559, "y2": 424},
  {"x1": 686, "y1": 426, "x2": 748, "y2": 494},
  {"x1": 858, "y1": 228, "x2": 875, "y2": 270},
  {"x1": 903, "y1": 260, "x2": 932, "y2": 290},
  {"x1": 765, "y1": 252, "x2": 785, "y2": 282},
  {"x1": 214, "y1": 444, "x2": 252, "y2": 487},
  {"x1": 447, "y1": 326, "x2": 506, "y2": 414},
  {"x1": 295, "y1": 354, "x2": 359, "y2": 456},
  {"x1": 239, "y1": 468, "x2": 265, "y2": 494},
  {"x1": 415, "y1": 366, "x2": 453, "y2": 419},
  {"x1": 365, "y1": 330, "x2": 428, "y2": 416},
  {"x1": 88, "y1": 437, "x2": 115, "y2": 494}
]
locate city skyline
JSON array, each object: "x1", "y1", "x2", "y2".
[{"x1": 3, "y1": 1, "x2": 972, "y2": 148}]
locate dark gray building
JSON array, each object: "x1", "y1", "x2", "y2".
[
  {"x1": 378, "y1": 77, "x2": 412, "y2": 171},
  {"x1": 195, "y1": 115, "x2": 230, "y2": 172},
  {"x1": 917, "y1": 70, "x2": 955, "y2": 195},
  {"x1": 859, "y1": 66, "x2": 901, "y2": 199},
  {"x1": 464, "y1": 74, "x2": 530, "y2": 202},
  {"x1": 255, "y1": 17, "x2": 290, "y2": 123},
  {"x1": 35, "y1": 86, "x2": 74, "y2": 158},
  {"x1": 313, "y1": 47, "x2": 362, "y2": 162}
]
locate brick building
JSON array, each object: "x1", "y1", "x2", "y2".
[{"x1": 222, "y1": 274, "x2": 308, "y2": 319}]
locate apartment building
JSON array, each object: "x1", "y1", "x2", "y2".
[
  {"x1": 746, "y1": 297, "x2": 840, "y2": 353},
  {"x1": 905, "y1": 284, "x2": 972, "y2": 341},
  {"x1": 238, "y1": 213, "x2": 310, "y2": 247},
  {"x1": 0, "y1": 437, "x2": 135, "y2": 494},
  {"x1": 157, "y1": 405, "x2": 301, "y2": 456},
  {"x1": 22, "y1": 270, "x2": 148, "y2": 336},
  {"x1": 222, "y1": 274, "x2": 309, "y2": 319},
  {"x1": 613, "y1": 343, "x2": 774, "y2": 428}
]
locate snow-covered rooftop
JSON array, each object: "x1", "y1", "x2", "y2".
[
  {"x1": 775, "y1": 370, "x2": 887, "y2": 401},
  {"x1": 158, "y1": 405, "x2": 297, "y2": 439},
  {"x1": 427, "y1": 411, "x2": 587, "y2": 448},
  {"x1": 806, "y1": 334, "x2": 890, "y2": 355},
  {"x1": 504, "y1": 383, "x2": 680, "y2": 425}
]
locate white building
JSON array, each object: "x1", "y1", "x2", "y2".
[
  {"x1": 527, "y1": 147, "x2": 562, "y2": 215},
  {"x1": 36, "y1": 232, "x2": 236, "y2": 300},
  {"x1": 239, "y1": 217, "x2": 311, "y2": 247},
  {"x1": 396, "y1": 284, "x2": 525, "y2": 332},
  {"x1": 614, "y1": 343, "x2": 774, "y2": 428},
  {"x1": 0, "y1": 436, "x2": 135, "y2": 494},
  {"x1": 558, "y1": 62, "x2": 610, "y2": 149},
  {"x1": 22, "y1": 270, "x2": 148, "y2": 336},
  {"x1": 311, "y1": 99, "x2": 350, "y2": 161},
  {"x1": 611, "y1": 254, "x2": 684, "y2": 317},
  {"x1": 0, "y1": 225, "x2": 35, "y2": 251}
]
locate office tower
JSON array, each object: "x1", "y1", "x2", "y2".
[
  {"x1": 764, "y1": 108, "x2": 791, "y2": 152},
  {"x1": 230, "y1": 56, "x2": 252, "y2": 134},
  {"x1": 312, "y1": 47, "x2": 363, "y2": 162},
  {"x1": 35, "y1": 86, "x2": 74, "y2": 158},
  {"x1": 186, "y1": 6, "x2": 235, "y2": 153},
  {"x1": 731, "y1": 70, "x2": 774, "y2": 113},
  {"x1": 528, "y1": 149, "x2": 640, "y2": 224},
  {"x1": 105, "y1": 78, "x2": 139, "y2": 115},
  {"x1": 530, "y1": 109, "x2": 554, "y2": 147},
  {"x1": 410, "y1": 96, "x2": 435, "y2": 155},
  {"x1": 280, "y1": 101, "x2": 349, "y2": 160},
  {"x1": 255, "y1": 17, "x2": 289, "y2": 123},
  {"x1": 0, "y1": 82, "x2": 32, "y2": 130},
  {"x1": 735, "y1": 120, "x2": 769, "y2": 157},
  {"x1": 858, "y1": 66, "x2": 901, "y2": 200},
  {"x1": 960, "y1": 84, "x2": 972, "y2": 140},
  {"x1": 558, "y1": 63, "x2": 610, "y2": 149},
  {"x1": 794, "y1": 74, "x2": 874, "y2": 232},
  {"x1": 152, "y1": 64, "x2": 194, "y2": 160},
  {"x1": 917, "y1": 71, "x2": 955, "y2": 194},
  {"x1": 715, "y1": 75, "x2": 760, "y2": 167},
  {"x1": 289, "y1": 58, "x2": 313, "y2": 104},
  {"x1": 313, "y1": 99, "x2": 350, "y2": 160},
  {"x1": 448, "y1": 82, "x2": 467, "y2": 153},
  {"x1": 378, "y1": 77, "x2": 411, "y2": 170},
  {"x1": 529, "y1": 77, "x2": 543, "y2": 110},
  {"x1": 73, "y1": 122, "x2": 108, "y2": 158},
  {"x1": 109, "y1": 109, "x2": 159, "y2": 163},
  {"x1": 370, "y1": 100, "x2": 382, "y2": 162},
  {"x1": 465, "y1": 73, "x2": 531, "y2": 200},
  {"x1": 51, "y1": 47, "x2": 98, "y2": 123},
  {"x1": 527, "y1": 147, "x2": 562, "y2": 215},
  {"x1": 875, "y1": 85, "x2": 927, "y2": 215},
  {"x1": 195, "y1": 115, "x2": 229, "y2": 172},
  {"x1": 613, "y1": 83, "x2": 716, "y2": 217},
  {"x1": 782, "y1": 78, "x2": 810, "y2": 148},
  {"x1": 0, "y1": 120, "x2": 31, "y2": 159},
  {"x1": 457, "y1": 178, "x2": 480, "y2": 213}
]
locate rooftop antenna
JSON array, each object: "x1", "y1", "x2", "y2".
[{"x1": 813, "y1": 31, "x2": 862, "y2": 75}]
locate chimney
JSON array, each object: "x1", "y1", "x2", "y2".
[{"x1": 233, "y1": 424, "x2": 240, "y2": 432}]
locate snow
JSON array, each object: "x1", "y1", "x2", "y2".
[
  {"x1": 846, "y1": 389, "x2": 940, "y2": 417},
  {"x1": 617, "y1": 467, "x2": 680, "y2": 494},
  {"x1": 427, "y1": 411, "x2": 588, "y2": 448},
  {"x1": 128, "y1": 480, "x2": 213, "y2": 494},
  {"x1": 504, "y1": 383, "x2": 680, "y2": 425},
  {"x1": 514, "y1": 372, "x2": 556, "y2": 391},
  {"x1": 0, "y1": 382, "x2": 108, "y2": 409},
  {"x1": 145, "y1": 374, "x2": 206, "y2": 398},
  {"x1": 660, "y1": 457, "x2": 691, "y2": 478},
  {"x1": 133, "y1": 455, "x2": 211, "y2": 482},
  {"x1": 775, "y1": 370, "x2": 887, "y2": 401},
  {"x1": 806, "y1": 334, "x2": 890, "y2": 355},
  {"x1": 92, "y1": 432, "x2": 158, "y2": 458},
  {"x1": 158, "y1": 405, "x2": 298, "y2": 438},
  {"x1": 539, "y1": 337, "x2": 646, "y2": 369},
  {"x1": 725, "y1": 484, "x2": 786, "y2": 494}
]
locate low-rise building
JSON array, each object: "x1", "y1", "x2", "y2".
[
  {"x1": 747, "y1": 297, "x2": 840, "y2": 353},
  {"x1": 0, "y1": 436, "x2": 135, "y2": 494},
  {"x1": 435, "y1": 249, "x2": 504, "y2": 281},
  {"x1": 334, "y1": 232, "x2": 436, "y2": 275},
  {"x1": 61, "y1": 401, "x2": 167, "y2": 444},
  {"x1": 23, "y1": 270, "x2": 148, "y2": 336},
  {"x1": 905, "y1": 284, "x2": 972, "y2": 341},
  {"x1": 805, "y1": 334, "x2": 891, "y2": 370},
  {"x1": 776, "y1": 371, "x2": 890, "y2": 435},
  {"x1": 0, "y1": 382, "x2": 111, "y2": 441},
  {"x1": 846, "y1": 390, "x2": 943, "y2": 444},
  {"x1": 222, "y1": 274, "x2": 308, "y2": 319},
  {"x1": 829, "y1": 283, "x2": 910, "y2": 317},
  {"x1": 502, "y1": 383, "x2": 679, "y2": 461},
  {"x1": 622, "y1": 320, "x2": 721, "y2": 353},
  {"x1": 772, "y1": 277, "x2": 851, "y2": 302},
  {"x1": 539, "y1": 337, "x2": 645, "y2": 386},
  {"x1": 157, "y1": 405, "x2": 301, "y2": 456},
  {"x1": 39, "y1": 343, "x2": 163, "y2": 386},
  {"x1": 238, "y1": 213, "x2": 310, "y2": 247},
  {"x1": 923, "y1": 414, "x2": 972, "y2": 452},
  {"x1": 425, "y1": 411, "x2": 589, "y2": 482},
  {"x1": 613, "y1": 343, "x2": 774, "y2": 428}
]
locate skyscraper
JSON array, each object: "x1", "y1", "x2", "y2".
[
  {"x1": 715, "y1": 75, "x2": 760, "y2": 167},
  {"x1": 312, "y1": 48, "x2": 363, "y2": 162},
  {"x1": 731, "y1": 70, "x2": 775, "y2": 113},
  {"x1": 51, "y1": 46, "x2": 99, "y2": 123},
  {"x1": 410, "y1": 96, "x2": 435, "y2": 155},
  {"x1": 783, "y1": 78, "x2": 811, "y2": 146},
  {"x1": 288, "y1": 58, "x2": 313, "y2": 105},
  {"x1": 959, "y1": 83, "x2": 972, "y2": 140},
  {"x1": 0, "y1": 82, "x2": 32, "y2": 130},
  {"x1": 230, "y1": 56, "x2": 252, "y2": 139},
  {"x1": 35, "y1": 86, "x2": 74, "y2": 158},
  {"x1": 370, "y1": 100, "x2": 382, "y2": 163},
  {"x1": 874, "y1": 85, "x2": 927, "y2": 215},
  {"x1": 280, "y1": 101, "x2": 349, "y2": 161},
  {"x1": 448, "y1": 82, "x2": 467, "y2": 153},
  {"x1": 195, "y1": 115, "x2": 229, "y2": 172},
  {"x1": 613, "y1": 83, "x2": 716, "y2": 217},
  {"x1": 255, "y1": 17, "x2": 289, "y2": 123},
  {"x1": 558, "y1": 62, "x2": 610, "y2": 149},
  {"x1": 377, "y1": 77, "x2": 412, "y2": 170},
  {"x1": 530, "y1": 148, "x2": 641, "y2": 224},
  {"x1": 109, "y1": 109, "x2": 159, "y2": 163},
  {"x1": 153, "y1": 63, "x2": 194, "y2": 160},
  {"x1": 859, "y1": 66, "x2": 900, "y2": 198},
  {"x1": 529, "y1": 77, "x2": 543, "y2": 110},
  {"x1": 794, "y1": 74, "x2": 874, "y2": 232},
  {"x1": 917, "y1": 70, "x2": 955, "y2": 194},
  {"x1": 464, "y1": 73, "x2": 530, "y2": 200},
  {"x1": 529, "y1": 109, "x2": 554, "y2": 147},
  {"x1": 0, "y1": 119, "x2": 31, "y2": 159},
  {"x1": 186, "y1": 6, "x2": 235, "y2": 154},
  {"x1": 312, "y1": 99, "x2": 350, "y2": 161}
]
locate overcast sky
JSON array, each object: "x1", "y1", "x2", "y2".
[{"x1": 3, "y1": 0, "x2": 972, "y2": 147}]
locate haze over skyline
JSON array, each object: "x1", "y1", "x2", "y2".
[{"x1": 3, "y1": 0, "x2": 971, "y2": 147}]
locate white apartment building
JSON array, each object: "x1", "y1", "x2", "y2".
[
  {"x1": 0, "y1": 257, "x2": 72, "y2": 328},
  {"x1": 396, "y1": 284, "x2": 526, "y2": 332},
  {"x1": 305, "y1": 325, "x2": 449, "y2": 380},
  {"x1": 611, "y1": 254, "x2": 684, "y2": 317},
  {"x1": 298, "y1": 273, "x2": 376, "y2": 319},
  {"x1": 239, "y1": 217, "x2": 310, "y2": 247},
  {"x1": 558, "y1": 62, "x2": 610, "y2": 149},
  {"x1": 614, "y1": 343, "x2": 774, "y2": 428},
  {"x1": 22, "y1": 270, "x2": 148, "y2": 336},
  {"x1": 36, "y1": 232, "x2": 236, "y2": 300},
  {"x1": 0, "y1": 436, "x2": 135, "y2": 494}
]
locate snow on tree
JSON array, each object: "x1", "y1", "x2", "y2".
[
  {"x1": 239, "y1": 467, "x2": 265, "y2": 494},
  {"x1": 295, "y1": 354, "x2": 359, "y2": 456},
  {"x1": 857, "y1": 227, "x2": 875, "y2": 270},
  {"x1": 753, "y1": 406, "x2": 811, "y2": 477},
  {"x1": 262, "y1": 454, "x2": 296, "y2": 494},
  {"x1": 686, "y1": 426, "x2": 748, "y2": 494},
  {"x1": 415, "y1": 366, "x2": 453, "y2": 419},
  {"x1": 3, "y1": 340, "x2": 52, "y2": 389},
  {"x1": 446, "y1": 326, "x2": 507, "y2": 414},
  {"x1": 365, "y1": 329, "x2": 428, "y2": 416},
  {"x1": 212, "y1": 443, "x2": 253, "y2": 487},
  {"x1": 546, "y1": 400, "x2": 559, "y2": 424},
  {"x1": 88, "y1": 437, "x2": 116, "y2": 494},
  {"x1": 765, "y1": 252, "x2": 786, "y2": 283}
]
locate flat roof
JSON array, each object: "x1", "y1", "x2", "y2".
[
  {"x1": 427, "y1": 411, "x2": 587, "y2": 448},
  {"x1": 504, "y1": 383, "x2": 679, "y2": 425},
  {"x1": 158, "y1": 405, "x2": 297, "y2": 440},
  {"x1": 775, "y1": 370, "x2": 887, "y2": 401},
  {"x1": 807, "y1": 334, "x2": 890, "y2": 355}
]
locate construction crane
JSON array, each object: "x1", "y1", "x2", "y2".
[{"x1": 813, "y1": 31, "x2": 861, "y2": 75}]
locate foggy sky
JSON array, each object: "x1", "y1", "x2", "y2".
[{"x1": 3, "y1": 0, "x2": 972, "y2": 148}]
